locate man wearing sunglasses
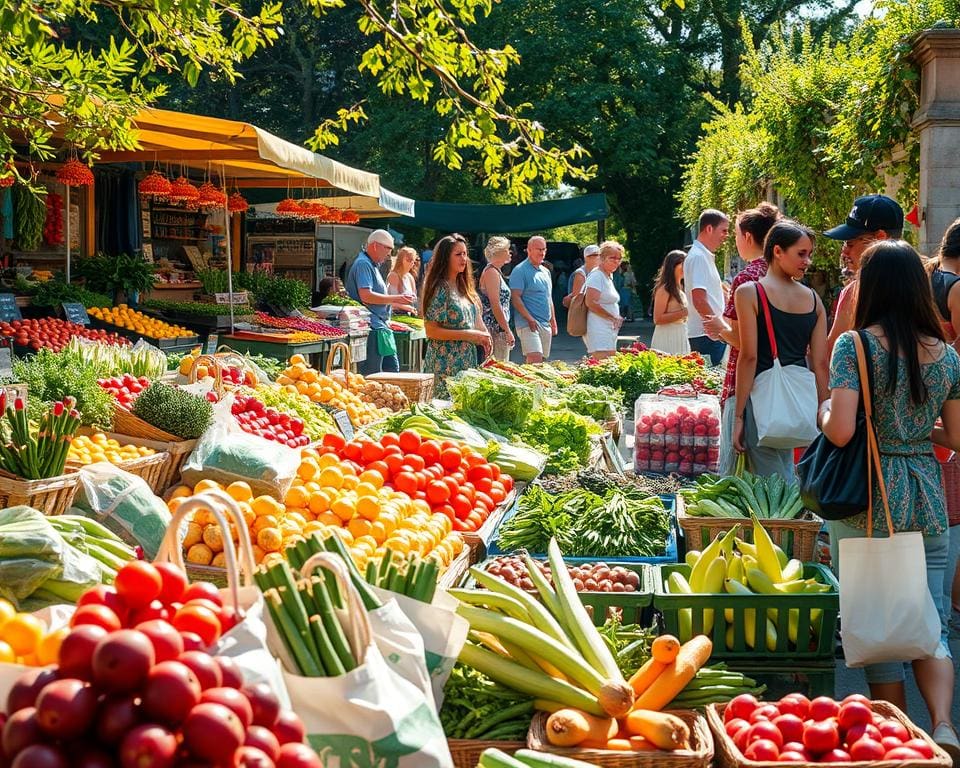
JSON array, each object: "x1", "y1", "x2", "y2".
[{"x1": 823, "y1": 194, "x2": 903, "y2": 355}]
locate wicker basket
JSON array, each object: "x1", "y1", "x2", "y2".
[
  {"x1": 365, "y1": 372, "x2": 435, "y2": 403},
  {"x1": 112, "y1": 402, "x2": 186, "y2": 443},
  {"x1": 67, "y1": 450, "x2": 170, "y2": 495},
  {"x1": 90, "y1": 428, "x2": 197, "y2": 493},
  {"x1": 939, "y1": 453, "x2": 960, "y2": 526},
  {"x1": 677, "y1": 498, "x2": 822, "y2": 562},
  {"x1": 527, "y1": 709, "x2": 713, "y2": 768},
  {"x1": 706, "y1": 701, "x2": 951, "y2": 768},
  {"x1": 0, "y1": 468, "x2": 81, "y2": 516},
  {"x1": 448, "y1": 739, "x2": 525, "y2": 768}
]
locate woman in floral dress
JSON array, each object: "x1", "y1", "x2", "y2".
[{"x1": 421, "y1": 234, "x2": 491, "y2": 397}]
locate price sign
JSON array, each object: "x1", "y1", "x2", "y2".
[
  {"x1": 61, "y1": 302, "x2": 90, "y2": 325},
  {"x1": 332, "y1": 409, "x2": 354, "y2": 440},
  {"x1": 0, "y1": 295, "x2": 22, "y2": 322},
  {"x1": 0, "y1": 348, "x2": 12, "y2": 379},
  {"x1": 205, "y1": 333, "x2": 219, "y2": 355},
  {"x1": 602, "y1": 433, "x2": 627, "y2": 475},
  {"x1": 214, "y1": 292, "x2": 249, "y2": 305}
]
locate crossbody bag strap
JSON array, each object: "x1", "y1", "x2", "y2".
[
  {"x1": 851, "y1": 331, "x2": 894, "y2": 536},
  {"x1": 756, "y1": 283, "x2": 779, "y2": 361}
]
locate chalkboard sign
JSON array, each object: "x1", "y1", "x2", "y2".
[
  {"x1": 0, "y1": 294, "x2": 22, "y2": 322},
  {"x1": 0, "y1": 348, "x2": 11, "y2": 379},
  {"x1": 205, "y1": 334, "x2": 219, "y2": 355},
  {"x1": 332, "y1": 409, "x2": 354, "y2": 440},
  {"x1": 602, "y1": 433, "x2": 628, "y2": 475},
  {"x1": 61, "y1": 303, "x2": 90, "y2": 325}
]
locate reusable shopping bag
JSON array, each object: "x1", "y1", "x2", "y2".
[
  {"x1": 751, "y1": 284, "x2": 819, "y2": 449},
  {"x1": 838, "y1": 395, "x2": 942, "y2": 667},
  {"x1": 269, "y1": 553, "x2": 452, "y2": 768}
]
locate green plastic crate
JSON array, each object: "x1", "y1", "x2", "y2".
[
  {"x1": 462, "y1": 557, "x2": 654, "y2": 626},
  {"x1": 652, "y1": 562, "x2": 839, "y2": 661}
]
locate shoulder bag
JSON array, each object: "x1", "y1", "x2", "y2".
[
  {"x1": 566, "y1": 272, "x2": 588, "y2": 337},
  {"x1": 796, "y1": 330, "x2": 873, "y2": 519},
  {"x1": 750, "y1": 283, "x2": 820, "y2": 448}
]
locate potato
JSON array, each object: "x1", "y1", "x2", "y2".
[{"x1": 201, "y1": 524, "x2": 225, "y2": 553}]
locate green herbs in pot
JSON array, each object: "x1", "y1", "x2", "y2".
[{"x1": 131, "y1": 383, "x2": 213, "y2": 439}]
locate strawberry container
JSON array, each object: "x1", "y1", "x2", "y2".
[{"x1": 634, "y1": 393, "x2": 721, "y2": 476}]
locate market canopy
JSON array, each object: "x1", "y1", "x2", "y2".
[{"x1": 390, "y1": 193, "x2": 608, "y2": 232}]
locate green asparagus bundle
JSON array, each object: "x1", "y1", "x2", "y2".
[
  {"x1": 0, "y1": 393, "x2": 81, "y2": 479},
  {"x1": 363, "y1": 548, "x2": 439, "y2": 603}
]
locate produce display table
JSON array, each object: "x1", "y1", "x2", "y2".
[
  {"x1": 221, "y1": 334, "x2": 341, "y2": 368},
  {"x1": 87, "y1": 317, "x2": 201, "y2": 350},
  {"x1": 394, "y1": 327, "x2": 426, "y2": 372}
]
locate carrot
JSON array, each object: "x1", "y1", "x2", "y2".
[
  {"x1": 625, "y1": 709, "x2": 690, "y2": 750},
  {"x1": 604, "y1": 739, "x2": 634, "y2": 751},
  {"x1": 651, "y1": 634, "x2": 681, "y2": 663},
  {"x1": 627, "y1": 657, "x2": 666, "y2": 697},
  {"x1": 632, "y1": 635, "x2": 713, "y2": 712},
  {"x1": 545, "y1": 709, "x2": 617, "y2": 748}
]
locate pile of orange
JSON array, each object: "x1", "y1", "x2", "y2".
[
  {"x1": 275, "y1": 355, "x2": 388, "y2": 426},
  {"x1": 89, "y1": 305, "x2": 194, "y2": 339},
  {"x1": 0, "y1": 599, "x2": 68, "y2": 667},
  {"x1": 169, "y1": 447, "x2": 465, "y2": 572},
  {"x1": 68, "y1": 433, "x2": 157, "y2": 465}
]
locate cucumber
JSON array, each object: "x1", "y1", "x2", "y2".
[
  {"x1": 479, "y1": 748, "x2": 530, "y2": 768},
  {"x1": 514, "y1": 748, "x2": 606, "y2": 767}
]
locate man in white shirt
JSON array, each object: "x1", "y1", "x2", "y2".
[{"x1": 684, "y1": 209, "x2": 730, "y2": 365}]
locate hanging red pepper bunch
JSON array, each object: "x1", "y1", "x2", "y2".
[
  {"x1": 0, "y1": 393, "x2": 81, "y2": 479},
  {"x1": 44, "y1": 192, "x2": 64, "y2": 246}
]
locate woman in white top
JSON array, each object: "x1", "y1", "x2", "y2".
[
  {"x1": 650, "y1": 250, "x2": 690, "y2": 355},
  {"x1": 387, "y1": 246, "x2": 419, "y2": 311},
  {"x1": 563, "y1": 244, "x2": 601, "y2": 308},
  {"x1": 584, "y1": 241, "x2": 625, "y2": 359}
]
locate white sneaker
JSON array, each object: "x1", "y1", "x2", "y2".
[{"x1": 933, "y1": 722, "x2": 960, "y2": 767}]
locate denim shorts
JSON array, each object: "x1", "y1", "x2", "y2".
[{"x1": 829, "y1": 519, "x2": 951, "y2": 684}]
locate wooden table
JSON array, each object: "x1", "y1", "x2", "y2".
[{"x1": 221, "y1": 335, "x2": 345, "y2": 368}]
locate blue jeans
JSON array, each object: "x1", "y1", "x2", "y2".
[
  {"x1": 829, "y1": 520, "x2": 952, "y2": 684},
  {"x1": 359, "y1": 332, "x2": 399, "y2": 375},
  {"x1": 689, "y1": 335, "x2": 727, "y2": 366}
]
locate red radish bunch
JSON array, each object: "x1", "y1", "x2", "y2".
[
  {"x1": 254, "y1": 313, "x2": 343, "y2": 338},
  {"x1": 231, "y1": 395, "x2": 310, "y2": 448},
  {"x1": 0, "y1": 318, "x2": 128, "y2": 353},
  {"x1": 320, "y1": 429, "x2": 513, "y2": 533},
  {"x1": 723, "y1": 693, "x2": 938, "y2": 763},
  {"x1": 635, "y1": 404, "x2": 720, "y2": 476},
  {"x1": 98, "y1": 375, "x2": 151, "y2": 409}
]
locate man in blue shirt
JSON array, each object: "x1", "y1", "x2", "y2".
[
  {"x1": 509, "y1": 235, "x2": 557, "y2": 363},
  {"x1": 346, "y1": 229, "x2": 416, "y2": 374}
]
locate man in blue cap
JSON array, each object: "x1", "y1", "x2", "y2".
[{"x1": 824, "y1": 194, "x2": 903, "y2": 355}]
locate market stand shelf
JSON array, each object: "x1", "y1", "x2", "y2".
[{"x1": 677, "y1": 505, "x2": 823, "y2": 563}]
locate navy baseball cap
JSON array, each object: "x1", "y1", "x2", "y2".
[{"x1": 824, "y1": 195, "x2": 904, "y2": 240}]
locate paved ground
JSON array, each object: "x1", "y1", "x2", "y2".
[{"x1": 523, "y1": 319, "x2": 960, "y2": 729}]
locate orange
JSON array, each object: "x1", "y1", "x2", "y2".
[
  {"x1": 356, "y1": 495, "x2": 381, "y2": 522},
  {"x1": 347, "y1": 517, "x2": 372, "y2": 539},
  {"x1": 257, "y1": 527, "x2": 283, "y2": 552},
  {"x1": 308, "y1": 492, "x2": 330, "y2": 515},
  {"x1": 316, "y1": 511, "x2": 342, "y2": 528},
  {"x1": 0, "y1": 640, "x2": 14, "y2": 664},
  {"x1": 369, "y1": 520, "x2": 388, "y2": 544},
  {"x1": 36, "y1": 627, "x2": 69, "y2": 666},
  {"x1": 169, "y1": 485, "x2": 193, "y2": 499},
  {"x1": 289, "y1": 353, "x2": 307, "y2": 366},
  {"x1": 0, "y1": 599, "x2": 16, "y2": 629},
  {"x1": 355, "y1": 482, "x2": 379, "y2": 498},
  {"x1": 251, "y1": 495, "x2": 283, "y2": 517},
  {"x1": 341, "y1": 475, "x2": 359, "y2": 491},
  {"x1": 358, "y1": 470, "x2": 384, "y2": 489},
  {"x1": 167, "y1": 497, "x2": 185, "y2": 515},
  {"x1": 3, "y1": 613, "x2": 45, "y2": 656},
  {"x1": 193, "y1": 478, "x2": 222, "y2": 494},
  {"x1": 299, "y1": 458, "x2": 320, "y2": 483},
  {"x1": 317, "y1": 466, "x2": 344, "y2": 489},
  {"x1": 331, "y1": 496, "x2": 356, "y2": 523},
  {"x1": 284, "y1": 485, "x2": 309, "y2": 509},
  {"x1": 226, "y1": 481, "x2": 254, "y2": 502},
  {"x1": 253, "y1": 514, "x2": 279, "y2": 534}
]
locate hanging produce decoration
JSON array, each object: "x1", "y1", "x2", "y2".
[
  {"x1": 301, "y1": 202, "x2": 329, "y2": 220},
  {"x1": 55, "y1": 157, "x2": 94, "y2": 187},
  {"x1": 227, "y1": 191, "x2": 249, "y2": 213},
  {"x1": 0, "y1": 161, "x2": 15, "y2": 188},
  {"x1": 13, "y1": 184, "x2": 45, "y2": 251},
  {"x1": 43, "y1": 192, "x2": 64, "y2": 246},
  {"x1": 168, "y1": 175, "x2": 200, "y2": 204},
  {"x1": 276, "y1": 197, "x2": 305, "y2": 217},
  {"x1": 341, "y1": 210, "x2": 361, "y2": 224},
  {"x1": 197, "y1": 180, "x2": 227, "y2": 210},
  {"x1": 138, "y1": 170, "x2": 172, "y2": 198}
]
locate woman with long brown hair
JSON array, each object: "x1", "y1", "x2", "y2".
[
  {"x1": 421, "y1": 234, "x2": 491, "y2": 396},
  {"x1": 650, "y1": 250, "x2": 689, "y2": 355}
]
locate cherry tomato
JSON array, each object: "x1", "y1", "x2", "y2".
[
  {"x1": 115, "y1": 561, "x2": 163, "y2": 609},
  {"x1": 172, "y1": 604, "x2": 222, "y2": 647}
]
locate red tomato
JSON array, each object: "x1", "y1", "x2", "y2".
[
  {"x1": 322, "y1": 433, "x2": 346, "y2": 451},
  {"x1": 341, "y1": 442, "x2": 363, "y2": 463},
  {"x1": 380, "y1": 432, "x2": 400, "y2": 448},
  {"x1": 426, "y1": 481, "x2": 451, "y2": 505},
  {"x1": 384, "y1": 454, "x2": 405, "y2": 476},
  {"x1": 501, "y1": 474, "x2": 515, "y2": 493},
  {"x1": 474, "y1": 477, "x2": 494, "y2": 496},
  {"x1": 71, "y1": 604, "x2": 123, "y2": 632},
  {"x1": 465, "y1": 454, "x2": 486, "y2": 469},
  {"x1": 467, "y1": 464, "x2": 493, "y2": 483},
  {"x1": 172, "y1": 605, "x2": 222, "y2": 647},
  {"x1": 442, "y1": 476, "x2": 460, "y2": 498},
  {"x1": 417, "y1": 441, "x2": 441, "y2": 466},
  {"x1": 359, "y1": 440, "x2": 384, "y2": 463},
  {"x1": 393, "y1": 472, "x2": 418, "y2": 497},
  {"x1": 398, "y1": 430, "x2": 422, "y2": 453},
  {"x1": 475, "y1": 491, "x2": 496, "y2": 511},
  {"x1": 488, "y1": 482, "x2": 506, "y2": 504},
  {"x1": 436, "y1": 504, "x2": 456, "y2": 522},
  {"x1": 403, "y1": 454, "x2": 426, "y2": 472},
  {"x1": 439, "y1": 448, "x2": 462, "y2": 471},
  {"x1": 451, "y1": 494, "x2": 472, "y2": 520},
  {"x1": 458, "y1": 483, "x2": 475, "y2": 503},
  {"x1": 182, "y1": 582, "x2": 223, "y2": 607},
  {"x1": 367, "y1": 460, "x2": 390, "y2": 480},
  {"x1": 115, "y1": 562, "x2": 163, "y2": 609}
]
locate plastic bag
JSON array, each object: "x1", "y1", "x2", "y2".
[
  {"x1": 634, "y1": 392, "x2": 720, "y2": 476},
  {"x1": 181, "y1": 394, "x2": 300, "y2": 500},
  {"x1": 72, "y1": 463, "x2": 171, "y2": 559}
]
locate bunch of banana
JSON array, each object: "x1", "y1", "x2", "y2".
[{"x1": 666, "y1": 517, "x2": 832, "y2": 652}]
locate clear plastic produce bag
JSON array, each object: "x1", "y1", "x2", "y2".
[{"x1": 634, "y1": 392, "x2": 720, "y2": 476}]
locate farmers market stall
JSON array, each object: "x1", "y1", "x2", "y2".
[{"x1": 0, "y1": 340, "x2": 954, "y2": 768}]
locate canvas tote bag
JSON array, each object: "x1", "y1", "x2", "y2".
[
  {"x1": 838, "y1": 354, "x2": 942, "y2": 667},
  {"x1": 751, "y1": 283, "x2": 820, "y2": 449}
]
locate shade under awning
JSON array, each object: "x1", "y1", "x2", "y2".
[{"x1": 394, "y1": 193, "x2": 608, "y2": 232}]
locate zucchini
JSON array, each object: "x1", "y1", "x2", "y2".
[
  {"x1": 478, "y1": 749, "x2": 529, "y2": 768},
  {"x1": 514, "y1": 748, "x2": 605, "y2": 767}
]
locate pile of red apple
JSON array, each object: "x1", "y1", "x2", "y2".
[
  {"x1": 0, "y1": 561, "x2": 320, "y2": 768},
  {"x1": 231, "y1": 396, "x2": 310, "y2": 449},
  {"x1": 98, "y1": 375, "x2": 151, "y2": 409},
  {"x1": 723, "y1": 693, "x2": 939, "y2": 763},
  {"x1": 0, "y1": 318, "x2": 129, "y2": 353},
  {"x1": 635, "y1": 399, "x2": 721, "y2": 476}
]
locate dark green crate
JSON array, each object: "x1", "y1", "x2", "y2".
[
  {"x1": 652, "y1": 562, "x2": 839, "y2": 661},
  {"x1": 462, "y1": 557, "x2": 654, "y2": 626}
]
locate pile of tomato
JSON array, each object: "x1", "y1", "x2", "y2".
[
  {"x1": 0, "y1": 318, "x2": 129, "y2": 352},
  {"x1": 318, "y1": 430, "x2": 513, "y2": 532}
]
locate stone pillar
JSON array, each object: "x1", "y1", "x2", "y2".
[{"x1": 912, "y1": 29, "x2": 960, "y2": 256}]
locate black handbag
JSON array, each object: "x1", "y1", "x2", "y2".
[{"x1": 797, "y1": 330, "x2": 876, "y2": 520}]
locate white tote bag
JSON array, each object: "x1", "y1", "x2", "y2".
[
  {"x1": 276, "y1": 554, "x2": 452, "y2": 768},
  {"x1": 839, "y1": 415, "x2": 942, "y2": 667},
  {"x1": 751, "y1": 284, "x2": 820, "y2": 449}
]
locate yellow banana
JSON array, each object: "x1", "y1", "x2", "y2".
[
  {"x1": 746, "y1": 568, "x2": 806, "y2": 595},
  {"x1": 701, "y1": 556, "x2": 727, "y2": 634},
  {"x1": 751, "y1": 515, "x2": 783, "y2": 582},
  {"x1": 726, "y1": 554, "x2": 744, "y2": 583},
  {"x1": 667, "y1": 571, "x2": 693, "y2": 641},
  {"x1": 684, "y1": 550, "x2": 701, "y2": 568},
  {"x1": 734, "y1": 538, "x2": 757, "y2": 558},
  {"x1": 689, "y1": 532, "x2": 724, "y2": 592},
  {"x1": 774, "y1": 544, "x2": 789, "y2": 570},
  {"x1": 719, "y1": 524, "x2": 741, "y2": 559},
  {"x1": 781, "y1": 558, "x2": 803, "y2": 582}
]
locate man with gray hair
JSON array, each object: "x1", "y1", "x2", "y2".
[
  {"x1": 509, "y1": 235, "x2": 557, "y2": 362},
  {"x1": 346, "y1": 229, "x2": 417, "y2": 374}
]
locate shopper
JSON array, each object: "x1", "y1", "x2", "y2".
[
  {"x1": 386, "y1": 246, "x2": 419, "y2": 309},
  {"x1": 479, "y1": 236, "x2": 515, "y2": 362},
  {"x1": 685, "y1": 209, "x2": 730, "y2": 365},
  {"x1": 345, "y1": 229, "x2": 416, "y2": 374},
  {"x1": 421, "y1": 234, "x2": 491, "y2": 397},
  {"x1": 510, "y1": 235, "x2": 557, "y2": 363},
  {"x1": 583, "y1": 241, "x2": 625, "y2": 360},
  {"x1": 823, "y1": 194, "x2": 903, "y2": 355},
  {"x1": 620, "y1": 262, "x2": 637, "y2": 321},
  {"x1": 820, "y1": 240, "x2": 959, "y2": 760},
  {"x1": 649, "y1": 250, "x2": 689, "y2": 355},
  {"x1": 563, "y1": 245, "x2": 600, "y2": 308},
  {"x1": 731, "y1": 220, "x2": 828, "y2": 480},
  {"x1": 704, "y1": 202, "x2": 782, "y2": 476}
]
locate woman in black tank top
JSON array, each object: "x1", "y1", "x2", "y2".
[
  {"x1": 930, "y1": 218, "x2": 960, "y2": 343},
  {"x1": 731, "y1": 220, "x2": 830, "y2": 480}
]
